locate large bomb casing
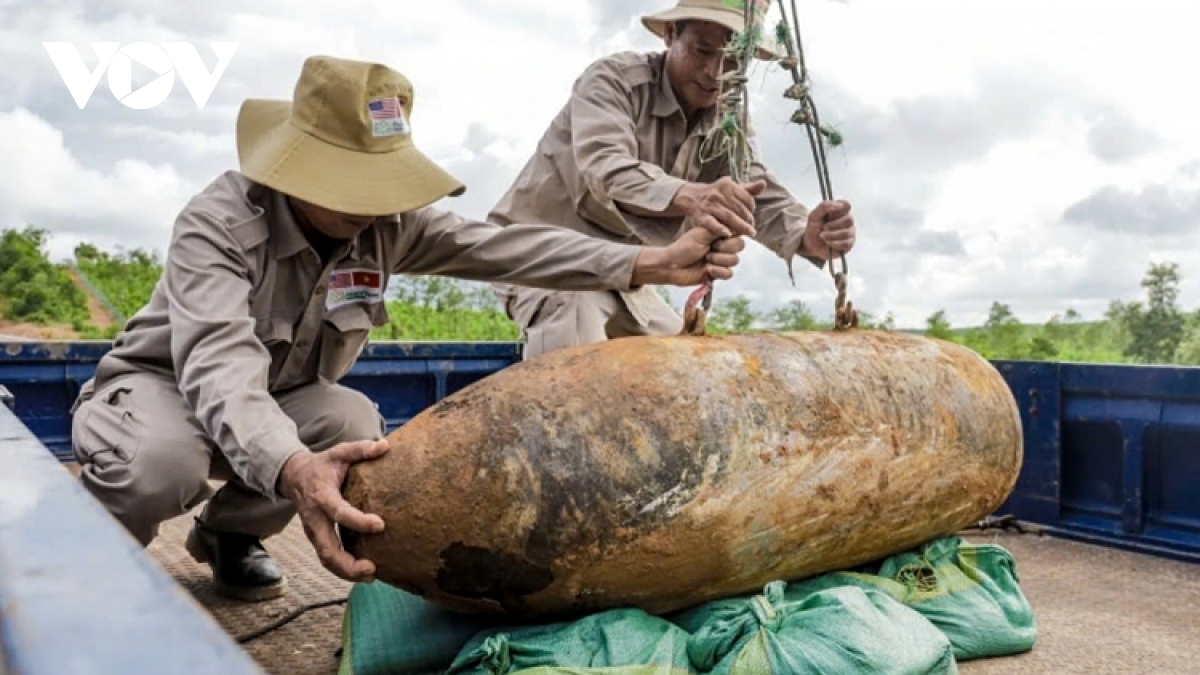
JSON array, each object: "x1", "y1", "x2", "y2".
[{"x1": 343, "y1": 331, "x2": 1023, "y2": 619}]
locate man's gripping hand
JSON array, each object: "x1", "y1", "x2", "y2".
[
  {"x1": 632, "y1": 228, "x2": 746, "y2": 287},
  {"x1": 674, "y1": 177, "x2": 766, "y2": 239},
  {"x1": 278, "y1": 440, "x2": 389, "y2": 582}
]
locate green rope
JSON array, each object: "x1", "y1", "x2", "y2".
[{"x1": 691, "y1": 2, "x2": 763, "y2": 322}]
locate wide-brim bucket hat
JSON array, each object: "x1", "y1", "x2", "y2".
[
  {"x1": 642, "y1": 0, "x2": 780, "y2": 61},
  {"x1": 237, "y1": 55, "x2": 465, "y2": 217}
]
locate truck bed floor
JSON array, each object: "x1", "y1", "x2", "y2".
[{"x1": 146, "y1": 515, "x2": 1200, "y2": 675}]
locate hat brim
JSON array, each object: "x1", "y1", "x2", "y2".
[
  {"x1": 236, "y1": 100, "x2": 466, "y2": 217},
  {"x1": 642, "y1": 8, "x2": 780, "y2": 61}
]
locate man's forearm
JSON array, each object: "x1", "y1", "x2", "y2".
[{"x1": 617, "y1": 183, "x2": 697, "y2": 219}]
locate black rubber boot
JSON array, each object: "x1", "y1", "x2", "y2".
[{"x1": 184, "y1": 520, "x2": 287, "y2": 602}]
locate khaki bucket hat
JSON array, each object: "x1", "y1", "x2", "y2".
[
  {"x1": 236, "y1": 55, "x2": 465, "y2": 217},
  {"x1": 642, "y1": 0, "x2": 780, "y2": 60}
]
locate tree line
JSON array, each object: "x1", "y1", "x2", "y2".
[{"x1": 2, "y1": 226, "x2": 1198, "y2": 366}]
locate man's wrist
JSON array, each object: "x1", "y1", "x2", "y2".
[
  {"x1": 671, "y1": 183, "x2": 699, "y2": 217},
  {"x1": 631, "y1": 247, "x2": 669, "y2": 287},
  {"x1": 276, "y1": 449, "x2": 314, "y2": 500}
]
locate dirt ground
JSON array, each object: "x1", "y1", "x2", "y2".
[
  {"x1": 64, "y1": 267, "x2": 116, "y2": 331},
  {"x1": 0, "y1": 320, "x2": 78, "y2": 341}
]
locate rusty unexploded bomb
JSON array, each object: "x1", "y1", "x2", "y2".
[{"x1": 342, "y1": 331, "x2": 1023, "y2": 619}]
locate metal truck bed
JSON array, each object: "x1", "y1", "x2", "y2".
[
  {"x1": 145, "y1": 511, "x2": 1200, "y2": 675},
  {"x1": 3, "y1": 341, "x2": 1200, "y2": 674}
]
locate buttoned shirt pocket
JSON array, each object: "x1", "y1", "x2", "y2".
[{"x1": 319, "y1": 302, "x2": 389, "y2": 382}]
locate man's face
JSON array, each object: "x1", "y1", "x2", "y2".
[
  {"x1": 289, "y1": 197, "x2": 377, "y2": 240},
  {"x1": 664, "y1": 21, "x2": 736, "y2": 115}
]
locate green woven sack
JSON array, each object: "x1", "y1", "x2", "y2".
[
  {"x1": 871, "y1": 536, "x2": 1037, "y2": 660},
  {"x1": 338, "y1": 582, "x2": 506, "y2": 675},
  {"x1": 447, "y1": 608, "x2": 693, "y2": 675},
  {"x1": 670, "y1": 581, "x2": 958, "y2": 675}
]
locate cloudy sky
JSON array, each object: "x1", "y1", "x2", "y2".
[{"x1": 1, "y1": 0, "x2": 1197, "y2": 328}]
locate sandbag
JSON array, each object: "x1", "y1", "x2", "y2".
[
  {"x1": 447, "y1": 609, "x2": 693, "y2": 675},
  {"x1": 670, "y1": 581, "x2": 958, "y2": 675},
  {"x1": 343, "y1": 331, "x2": 1023, "y2": 618},
  {"x1": 870, "y1": 537, "x2": 1037, "y2": 660},
  {"x1": 337, "y1": 582, "x2": 506, "y2": 675}
]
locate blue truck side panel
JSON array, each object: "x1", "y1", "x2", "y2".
[
  {"x1": 0, "y1": 395, "x2": 265, "y2": 675},
  {"x1": 0, "y1": 341, "x2": 522, "y2": 462},
  {"x1": 992, "y1": 360, "x2": 1200, "y2": 563}
]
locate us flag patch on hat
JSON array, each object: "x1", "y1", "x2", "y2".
[{"x1": 368, "y1": 96, "x2": 410, "y2": 138}]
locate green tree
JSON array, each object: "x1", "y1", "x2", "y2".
[
  {"x1": 768, "y1": 300, "x2": 818, "y2": 331},
  {"x1": 1118, "y1": 262, "x2": 1185, "y2": 364},
  {"x1": 983, "y1": 302, "x2": 1025, "y2": 358},
  {"x1": 709, "y1": 295, "x2": 759, "y2": 333},
  {"x1": 0, "y1": 226, "x2": 89, "y2": 326},
  {"x1": 1028, "y1": 336, "x2": 1058, "y2": 361},
  {"x1": 1173, "y1": 312, "x2": 1200, "y2": 365},
  {"x1": 924, "y1": 310, "x2": 954, "y2": 340},
  {"x1": 390, "y1": 276, "x2": 468, "y2": 311}
]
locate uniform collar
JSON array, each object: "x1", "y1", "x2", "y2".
[{"x1": 265, "y1": 188, "x2": 363, "y2": 262}]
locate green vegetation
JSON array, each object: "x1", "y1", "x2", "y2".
[
  {"x1": 2, "y1": 225, "x2": 1198, "y2": 367},
  {"x1": 74, "y1": 243, "x2": 164, "y2": 320},
  {"x1": 696, "y1": 261, "x2": 1200, "y2": 366},
  {"x1": 370, "y1": 277, "x2": 518, "y2": 341},
  {"x1": 0, "y1": 227, "x2": 89, "y2": 329}
]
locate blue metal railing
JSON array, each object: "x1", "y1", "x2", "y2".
[
  {"x1": 993, "y1": 359, "x2": 1200, "y2": 563},
  {"x1": 0, "y1": 340, "x2": 523, "y2": 461},
  {"x1": 0, "y1": 394, "x2": 265, "y2": 674}
]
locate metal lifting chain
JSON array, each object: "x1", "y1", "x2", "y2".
[{"x1": 774, "y1": 0, "x2": 858, "y2": 331}]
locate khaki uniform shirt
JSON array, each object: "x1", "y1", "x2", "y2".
[
  {"x1": 490, "y1": 50, "x2": 821, "y2": 295},
  {"x1": 77, "y1": 170, "x2": 642, "y2": 497}
]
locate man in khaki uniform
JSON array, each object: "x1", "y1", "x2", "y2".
[
  {"x1": 492, "y1": 0, "x2": 858, "y2": 357},
  {"x1": 71, "y1": 55, "x2": 745, "y2": 602}
]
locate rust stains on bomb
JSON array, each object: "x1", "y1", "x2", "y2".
[{"x1": 342, "y1": 330, "x2": 1023, "y2": 619}]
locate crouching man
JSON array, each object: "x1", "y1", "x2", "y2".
[{"x1": 70, "y1": 55, "x2": 744, "y2": 602}]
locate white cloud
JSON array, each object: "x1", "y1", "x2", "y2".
[
  {"x1": 0, "y1": 107, "x2": 194, "y2": 259},
  {"x1": 3, "y1": 0, "x2": 1200, "y2": 329}
]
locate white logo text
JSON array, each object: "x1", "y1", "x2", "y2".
[{"x1": 42, "y1": 42, "x2": 238, "y2": 110}]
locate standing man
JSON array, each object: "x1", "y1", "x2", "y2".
[
  {"x1": 491, "y1": 0, "x2": 858, "y2": 357},
  {"x1": 70, "y1": 55, "x2": 744, "y2": 602}
]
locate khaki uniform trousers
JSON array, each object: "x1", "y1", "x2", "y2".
[
  {"x1": 71, "y1": 372, "x2": 385, "y2": 546},
  {"x1": 502, "y1": 285, "x2": 684, "y2": 359}
]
